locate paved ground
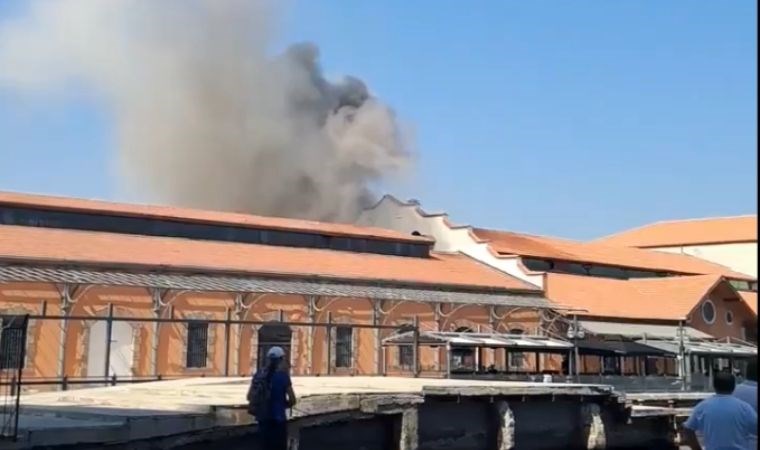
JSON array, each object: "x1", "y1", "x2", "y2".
[
  {"x1": 18, "y1": 376, "x2": 613, "y2": 413},
  {"x1": 8, "y1": 377, "x2": 682, "y2": 448}
]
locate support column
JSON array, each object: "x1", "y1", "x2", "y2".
[
  {"x1": 582, "y1": 403, "x2": 607, "y2": 449},
  {"x1": 412, "y1": 315, "x2": 420, "y2": 377},
  {"x1": 150, "y1": 288, "x2": 169, "y2": 377},
  {"x1": 495, "y1": 400, "x2": 515, "y2": 450},
  {"x1": 326, "y1": 311, "x2": 333, "y2": 375},
  {"x1": 307, "y1": 296, "x2": 317, "y2": 375},
  {"x1": 399, "y1": 407, "x2": 419, "y2": 450},
  {"x1": 223, "y1": 308, "x2": 232, "y2": 377},
  {"x1": 57, "y1": 284, "x2": 75, "y2": 388},
  {"x1": 103, "y1": 303, "x2": 114, "y2": 382},
  {"x1": 232, "y1": 294, "x2": 244, "y2": 376},
  {"x1": 372, "y1": 298, "x2": 382, "y2": 375},
  {"x1": 435, "y1": 303, "x2": 444, "y2": 373}
]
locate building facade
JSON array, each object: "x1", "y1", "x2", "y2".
[{"x1": 0, "y1": 192, "x2": 558, "y2": 385}]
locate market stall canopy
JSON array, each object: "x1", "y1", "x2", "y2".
[
  {"x1": 575, "y1": 339, "x2": 673, "y2": 356},
  {"x1": 382, "y1": 330, "x2": 572, "y2": 352},
  {"x1": 638, "y1": 339, "x2": 757, "y2": 357},
  {"x1": 579, "y1": 320, "x2": 712, "y2": 340}
]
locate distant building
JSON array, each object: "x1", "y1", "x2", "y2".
[
  {"x1": 358, "y1": 196, "x2": 758, "y2": 342},
  {"x1": 359, "y1": 197, "x2": 758, "y2": 382},
  {"x1": 595, "y1": 216, "x2": 757, "y2": 278}
]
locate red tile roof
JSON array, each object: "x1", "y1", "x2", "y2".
[
  {"x1": 0, "y1": 191, "x2": 432, "y2": 244},
  {"x1": 0, "y1": 225, "x2": 538, "y2": 292},
  {"x1": 544, "y1": 273, "x2": 726, "y2": 320},
  {"x1": 595, "y1": 216, "x2": 757, "y2": 248},
  {"x1": 739, "y1": 291, "x2": 757, "y2": 315},
  {"x1": 473, "y1": 228, "x2": 754, "y2": 280}
]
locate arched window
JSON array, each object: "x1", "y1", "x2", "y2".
[
  {"x1": 450, "y1": 327, "x2": 475, "y2": 373},
  {"x1": 508, "y1": 328, "x2": 525, "y2": 370}
]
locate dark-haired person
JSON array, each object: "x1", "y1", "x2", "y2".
[
  {"x1": 683, "y1": 371, "x2": 757, "y2": 450},
  {"x1": 248, "y1": 347, "x2": 297, "y2": 450}
]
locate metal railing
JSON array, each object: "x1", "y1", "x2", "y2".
[
  {"x1": 0, "y1": 315, "x2": 28, "y2": 441},
  {"x1": 8, "y1": 309, "x2": 417, "y2": 393}
]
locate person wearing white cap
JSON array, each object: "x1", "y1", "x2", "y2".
[{"x1": 247, "y1": 346, "x2": 296, "y2": 450}]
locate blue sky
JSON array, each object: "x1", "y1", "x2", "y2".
[{"x1": 0, "y1": 1, "x2": 756, "y2": 239}]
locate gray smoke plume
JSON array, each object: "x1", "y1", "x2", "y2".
[{"x1": 0, "y1": 0, "x2": 411, "y2": 221}]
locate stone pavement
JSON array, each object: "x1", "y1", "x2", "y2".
[{"x1": 6, "y1": 376, "x2": 688, "y2": 448}]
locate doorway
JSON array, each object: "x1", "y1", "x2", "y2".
[
  {"x1": 86, "y1": 320, "x2": 135, "y2": 378},
  {"x1": 256, "y1": 322, "x2": 292, "y2": 370}
]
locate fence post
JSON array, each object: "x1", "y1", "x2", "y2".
[
  {"x1": 412, "y1": 316, "x2": 420, "y2": 378},
  {"x1": 104, "y1": 303, "x2": 114, "y2": 383},
  {"x1": 326, "y1": 312, "x2": 332, "y2": 376},
  {"x1": 111, "y1": 374, "x2": 117, "y2": 386},
  {"x1": 224, "y1": 308, "x2": 232, "y2": 377},
  {"x1": 677, "y1": 320, "x2": 686, "y2": 391}
]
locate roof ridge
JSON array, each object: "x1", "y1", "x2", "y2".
[
  {"x1": 0, "y1": 191, "x2": 433, "y2": 243},
  {"x1": 595, "y1": 214, "x2": 758, "y2": 242},
  {"x1": 474, "y1": 227, "x2": 580, "y2": 243},
  {"x1": 648, "y1": 214, "x2": 757, "y2": 225}
]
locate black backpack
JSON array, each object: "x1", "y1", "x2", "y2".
[{"x1": 247, "y1": 368, "x2": 274, "y2": 419}]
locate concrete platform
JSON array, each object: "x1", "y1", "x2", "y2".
[{"x1": 4, "y1": 377, "x2": 688, "y2": 449}]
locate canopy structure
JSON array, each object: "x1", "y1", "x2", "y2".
[
  {"x1": 0, "y1": 264, "x2": 553, "y2": 308},
  {"x1": 579, "y1": 320, "x2": 712, "y2": 340},
  {"x1": 575, "y1": 339, "x2": 673, "y2": 356},
  {"x1": 382, "y1": 330, "x2": 572, "y2": 352},
  {"x1": 639, "y1": 339, "x2": 758, "y2": 358}
]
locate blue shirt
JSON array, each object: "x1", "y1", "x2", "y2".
[
  {"x1": 733, "y1": 381, "x2": 758, "y2": 449},
  {"x1": 267, "y1": 370, "x2": 291, "y2": 422},
  {"x1": 684, "y1": 394, "x2": 757, "y2": 450},
  {"x1": 734, "y1": 381, "x2": 758, "y2": 412}
]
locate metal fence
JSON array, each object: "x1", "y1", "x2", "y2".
[
  {"x1": 0, "y1": 314, "x2": 28, "y2": 440},
  {"x1": 0, "y1": 309, "x2": 416, "y2": 393}
]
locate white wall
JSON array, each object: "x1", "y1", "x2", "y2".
[
  {"x1": 652, "y1": 242, "x2": 757, "y2": 278},
  {"x1": 358, "y1": 197, "x2": 544, "y2": 288}
]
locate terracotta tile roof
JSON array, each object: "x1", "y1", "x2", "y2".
[
  {"x1": 473, "y1": 228, "x2": 754, "y2": 280},
  {"x1": 544, "y1": 273, "x2": 725, "y2": 320},
  {"x1": 739, "y1": 291, "x2": 757, "y2": 315},
  {"x1": 595, "y1": 215, "x2": 757, "y2": 248},
  {"x1": 0, "y1": 191, "x2": 431, "y2": 244},
  {"x1": 0, "y1": 225, "x2": 538, "y2": 292}
]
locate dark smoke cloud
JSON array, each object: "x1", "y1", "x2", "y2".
[{"x1": 0, "y1": 0, "x2": 412, "y2": 222}]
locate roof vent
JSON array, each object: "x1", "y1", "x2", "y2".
[
  {"x1": 411, "y1": 230, "x2": 422, "y2": 237},
  {"x1": 407, "y1": 198, "x2": 420, "y2": 206}
]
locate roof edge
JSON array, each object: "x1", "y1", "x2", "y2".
[
  {"x1": 0, "y1": 191, "x2": 434, "y2": 245},
  {"x1": 0, "y1": 256, "x2": 544, "y2": 297}
]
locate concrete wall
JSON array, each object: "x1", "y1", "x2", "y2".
[
  {"x1": 0, "y1": 281, "x2": 542, "y2": 382},
  {"x1": 358, "y1": 197, "x2": 544, "y2": 288},
  {"x1": 653, "y1": 242, "x2": 757, "y2": 278}
]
